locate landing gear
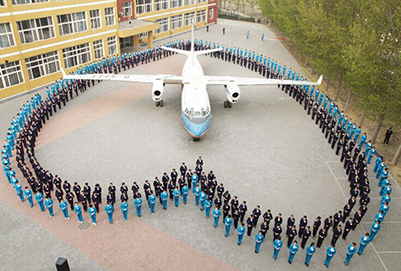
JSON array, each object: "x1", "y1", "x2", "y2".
[
  {"x1": 223, "y1": 100, "x2": 232, "y2": 108},
  {"x1": 155, "y1": 100, "x2": 164, "y2": 107},
  {"x1": 193, "y1": 137, "x2": 200, "y2": 142}
]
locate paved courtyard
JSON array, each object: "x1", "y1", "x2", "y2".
[{"x1": 0, "y1": 19, "x2": 400, "y2": 271}]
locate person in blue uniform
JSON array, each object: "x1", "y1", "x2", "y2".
[
  {"x1": 213, "y1": 207, "x2": 221, "y2": 227},
  {"x1": 59, "y1": 199, "x2": 69, "y2": 219},
  {"x1": 357, "y1": 233, "x2": 370, "y2": 255},
  {"x1": 359, "y1": 133, "x2": 367, "y2": 148},
  {"x1": 45, "y1": 196, "x2": 54, "y2": 217},
  {"x1": 161, "y1": 189, "x2": 168, "y2": 210},
  {"x1": 194, "y1": 185, "x2": 201, "y2": 205},
  {"x1": 88, "y1": 204, "x2": 97, "y2": 225},
  {"x1": 74, "y1": 202, "x2": 83, "y2": 223},
  {"x1": 135, "y1": 196, "x2": 142, "y2": 217},
  {"x1": 237, "y1": 222, "x2": 245, "y2": 245},
  {"x1": 25, "y1": 186, "x2": 33, "y2": 207},
  {"x1": 305, "y1": 242, "x2": 316, "y2": 266},
  {"x1": 205, "y1": 198, "x2": 212, "y2": 218},
  {"x1": 288, "y1": 241, "x2": 299, "y2": 264},
  {"x1": 121, "y1": 200, "x2": 128, "y2": 221},
  {"x1": 255, "y1": 231, "x2": 265, "y2": 253},
  {"x1": 367, "y1": 147, "x2": 376, "y2": 164},
  {"x1": 224, "y1": 215, "x2": 233, "y2": 237},
  {"x1": 325, "y1": 245, "x2": 336, "y2": 268},
  {"x1": 344, "y1": 242, "x2": 357, "y2": 266},
  {"x1": 182, "y1": 184, "x2": 189, "y2": 204},
  {"x1": 246, "y1": 30, "x2": 250, "y2": 39},
  {"x1": 173, "y1": 187, "x2": 181, "y2": 207},
  {"x1": 273, "y1": 236, "x2": 283, "y2": 260},
  {"x1": 35, "y1": 191, "x2": 45, "y2": 212},
  {"x1": 191, "y1": 173, "x2": 199, "y2": 192},
  {"x1": 149, "y1": 192, "x2": 156, "y2": 213},
  {"x1": 370, "y1": 220, "x2": 381, "y2": 241},
  {"x1": 14, "y1": 181, "x2": 24, "y2": 202},
  {"x1": 105, "y1": 202, "x2": 114, "y2": 224},
  {"x1": 200, "y1": 190, "x2": 207, "y2": 211}
]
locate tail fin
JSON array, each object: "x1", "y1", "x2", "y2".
[{"x1": 190, "y1": 21, "x2": 195, "y2": 59}]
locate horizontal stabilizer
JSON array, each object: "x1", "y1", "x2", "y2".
[{"x1": 161, "y1": 46, "x2": 191, "y2": 56}]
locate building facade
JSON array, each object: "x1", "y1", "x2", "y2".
[
  {"x1": 116, "y1": 0, "x2": 218, "y2": 51},
  {"x1": 0, "y1": 0, "x2": 218, "y2": 100},
  {"x1": 0, "y1": 0, "x2": 119, "y2": 100}
]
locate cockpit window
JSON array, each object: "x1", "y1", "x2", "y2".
[{"x1": 194, "y1": 111, "x2": 201, "y2": 117}]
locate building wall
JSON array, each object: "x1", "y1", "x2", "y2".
[
  {"x1": 0, "y1": 0, "x2": 119, "y2": 100},
  {"x1": 117, "y1": 0, "x2": 218, "y2": 45}
]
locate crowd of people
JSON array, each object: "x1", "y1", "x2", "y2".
[{"x1": 1, "y1": 38, "x2": 393, "y2": 268}]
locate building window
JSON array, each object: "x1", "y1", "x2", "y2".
[
  {"x1": 17, "y1": 17, "x2": 55, "y2": 44},
  {"x1": 184, "y1": 0, "x2": 195, "y2": 5},
  {"x1": 62, "y1": 43, "x2": 91, "y2": 68},
  {"x1": 0, "y1": 0, "x2": 5, "y2": 6},
  {"x1": 107, "y1": 36, "x2": 117, "y2": 55},
  {"x1": 184, "y1": 12, "x2": 195, "y2": 26},
  {"x1": 0, "y1": 23, "x2": 15, "y2": 49},
  {"x1": 105, "y1": 7, "x2": 115, "y2": 26},
  {"x1": 57, "y1": 12, "x2": 87, "y2": 36},
  {"x1": 93, "y1": 39, "x2": 104, "y2": 59},
  {"x1": 209, "y1": 8, "x2": 213, "y2": 20},
  {"x1": 122, "y1": 1, "x2": 132, "y2": 17},
  {"x1": 155, "y1": 0, "x2": 168, "y2": 11},
  {"x1": 137, "y1": 32, "x2": 148, "y2": 38},
  {"x1": 25, "y1": 51, "x2": 60, "y2": 80},
  {"x1": 171, "y1": 14, "x2": 183, "y2": 30},
  {"x1": 170, "y1": 0, "x2": 182, "y2": 8},
  {"x1": 11, "y1": 0, "x2": 48, "y2": 4},
  {"x1": 197, "y1": 0, "x2": 206, "y2": 3},
  {"x1": 136, "y1": 0, "x2": 152, "y2": 15},
  {"x1": 0, "y1": 61, "x2": 24, "y2": 89},
  {"x1": 90, "y1": 10, "x2": 101, "y2": 30},
  {"x1": 197, "y1": 10, "x2": 206, "y2": 23},
  {"x1": 155, "y1": 17, "x2": 169, "y2": 34}
]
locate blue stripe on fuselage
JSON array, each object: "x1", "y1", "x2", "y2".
[{"x1": 181, "y1": 111, "x2": 211, "y2": 138}]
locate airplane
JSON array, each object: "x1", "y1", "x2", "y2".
[{"x1": 62, "y1": 24, "x2": 322, "y2": 141}]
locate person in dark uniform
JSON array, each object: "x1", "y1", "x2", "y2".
[
  {"x1": 331, "y1": 225, "x2": 342, "y2": 246},
  {"x1": 260, "y1": 220, "x2": 269, "y2": 237},
  {"x1": 286, "y1": 214, "x2": 295, "y2": 236},
  {"x1": 333, "y1": 211, "x2": 343, "y2": 229},
  {"x1": 162, "y1": 173, "x2": 169, "y2": 191},
  {"x1": 180, "y1": 162, "x2": 187, "y2": 176},
  {"x1": 317, "y1": 228, "x2": 327, "y2": 248},
  {"x1": 263, "y1": 209, "x2": 273, "y2": 230},
  {"x1": 273, "y1": 223, "x2": 282, "y2": 242},
  {"x1": 94, "y1": 183, "x2": 102, "y2": 204},
  {"x1": 287, "y1": 225, "x2": 297, "y2": 247},
  {"x1": 246, "y1": 215, "x2": 254, "y2": 237},
  {"x1": 239, "y1": 201, "x2": 247, "y2": 223},
  {"x1": 252, "y1": 205, "x2": 261, "y2": 228},
  {"x1": 312, "y1": 216, "x2": 321, "y2": 238},
  {"x1": 342, "y1": 218, "x2": 355, "y2": 240},
  {"x1": 301, "y1": 226, "x2": 311, "y2": 249},
  {"x1": 232, "y1": 207, "x2": 240, "y2": 229},
  {"x1": 214, "y1": 196, "x2": 222, "y2": 209},
  {"x1": 83, "y1": 183, "x2": 92, "y2": 204},
  {"x1": 323, "y1": 216, "x2": 333, "y2": 231},
  {"x1": 384, "y1": 127, "x2": 392, "y2": 144},
  {"x1": 342, "y1": 204, "x2": 352, "y2": 223},
  {"x1": 299, "y1": 216, "x2": 308, "y2": 238},
  {"x1": 108, "y1": 183, "x2": 116, "y2": 205},
  {"x1": 275, "y1": 213, "x2": 283, "y2": 226},
  {"x1": 66, "y1": 191, "x2": 74, "y2": 211}
]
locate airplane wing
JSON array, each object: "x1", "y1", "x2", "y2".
[
  {"x1": 204, "y1": 75, "x2": 323, "y2": 86},
  {"x1": 61, "y1": 69, "x2": 183, "y2": 84}
]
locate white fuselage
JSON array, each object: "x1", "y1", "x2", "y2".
[{"x1": 180, "y1": 55, "x2": 212, "y2": 138}]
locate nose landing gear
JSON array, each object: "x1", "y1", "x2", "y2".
[{"x1": 223, "y1": 100, "x2": 232, "y2": 108}]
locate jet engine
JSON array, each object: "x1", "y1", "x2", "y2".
[
  {"x1": 152, "y1": 79, "x2": 165, "y2": 106},
  {"x1": 225, "y1": 83, "x2": 241, "y2": 104}
]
